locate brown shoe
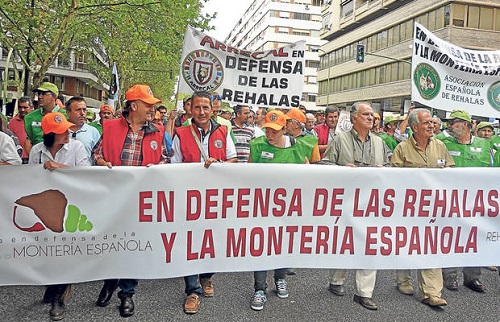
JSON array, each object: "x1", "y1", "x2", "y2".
[
  {"x1": 201, "y1": 278, "x2": 214, "y2": 297},
  {"x1": 422, "y1": 296, "x2": 447, "y2": 307},
  {"x1": 353, "y1": 294, "x2": 378, "y2": 310},
  {"x1": 184, "y1": 293, "x2": 200, "y2": 314}
]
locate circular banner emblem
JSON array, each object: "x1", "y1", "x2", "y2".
[
  {"x1": 214, "y1": 139, "x2": 223, "y2": 149},
  {"x1": 269, "y1": 113, "x2": 278, "y2": 122},
  {"x1": 487, "y1": 81, "x2": 500, "y2": 112},
  {"x1": 182, "y1": 50, "x2": 223, "y2": 92},
  {"x1": 150, "y1": 141, "x2": 158, "y2": 151},
  {"x1": 413, "y1": 63, "x2": 441, "y2": 100}
]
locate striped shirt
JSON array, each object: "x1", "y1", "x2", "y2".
[{"x1": 231, "y1": 122, "x2": 255, "y2": 163}]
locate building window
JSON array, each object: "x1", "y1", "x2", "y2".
[
  {"x1": 468, "y1": 6, "x2": 480, "y2": 29},
  {"x1": 452, "y1": 4, "x2": 465, "y2": 27},
  {"x1": 341, "y1": 0, "x2": 354, "y2": 17},
  {"x1": 294, "y1": 12, "x2": 311, "y2": 20},
  {"x1": 479, "y1": 7, "x2": 493, "y2": 30}
]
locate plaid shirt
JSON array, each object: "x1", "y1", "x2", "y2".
[{"x1": 93, "y1": 120, "x2": 167, "y2": 165}]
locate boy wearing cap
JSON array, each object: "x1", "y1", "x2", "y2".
[
  {"x1": 24, "y1": 82, "x2": 67, "y2": 155},
  {"x1": 437, "y1": 110, "x2": 490, "y2": 293},
  {"x1": 29, "y1": 111, "x2": 90, "y2": 320},
  {"x1": 89, "y1": 104, "x2": 115, "y2": 135},
  {"x1": 378, "y1": 115, "x2": 400, "y2": 151},
  {"x1": 285, "y1": 108, "x2": 320, "y2": 163},
  {"x1": 248, "y1": 110, "x2": 313, "y2": 311},
  {"x1": 476, "y1": 121, "x2": 500, "y2": 152},
  {"x1": 92, "y1": 84, "x2": 166, "y2": 317}
]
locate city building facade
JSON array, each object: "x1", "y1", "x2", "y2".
[
  {"x1": 317, "y1": 0, "x2": 500, "y2": 116},
  {"x1": 0, "y1": 46, "x2": 108, "y2": 115},
  {"x1": 225, "y1": 0, "x2": 325, "y2": 110}
]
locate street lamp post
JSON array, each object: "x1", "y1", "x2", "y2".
[{"x1": 317, "y1": 48, "x2": 330, "y2": 108}]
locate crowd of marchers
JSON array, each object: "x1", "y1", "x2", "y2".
[{"x1": 1, "y1": 81, "x2": 499, "y2": 321}]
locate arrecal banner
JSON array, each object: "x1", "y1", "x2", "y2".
[
  {"x1": 177, "y1": 26, "x2": 305, "y2": 107},
  {"x1": 411, "y1": 22, "x2": 500, "y2": 117}
]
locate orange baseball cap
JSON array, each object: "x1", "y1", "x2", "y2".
[
  {"x1": 100, "y1": 104, "x2": 114, "y2": 113},
  {"x1": 41, "y1": 112, "x2": 74, "y2": 134},
  {"x1": 125, "y1": 84, "x2": 161, "y2": 104},
  {"x1": 286, "y1": 108, "x2": 306, "y2": 124},
  {"x1": 263, "y1": 110, "x2": 286, "y2": 130}
]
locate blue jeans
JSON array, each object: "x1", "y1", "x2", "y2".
[
  {"x1": 118, "y1": 279, "x2": 138, "y2": 296},
  {"x1": 184, "y1": 273, "x2": 214, "y2": 295}
]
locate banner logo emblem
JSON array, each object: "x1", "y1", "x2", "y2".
[
  {"x1": 182, "y1": 50, "x2": 223, "y2": 92},
  {"x1": 12, "y1": 190, "x2": 93, "y2": 233},
  {"x1": 487, "y1": 81, "x2": 500, "y2": 111},
  {"x1": 413, "y1": 63, "x2": 440, "y2": 100}
]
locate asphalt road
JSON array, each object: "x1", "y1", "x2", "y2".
[{"x1": 1, "y1": 268, "x2": 499, "y2": 322}]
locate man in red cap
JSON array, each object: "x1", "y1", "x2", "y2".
[
  {"x1": 89, "y1": 104, "x2": 115, "y2": 135},
  {"x1": 92, "y1": 84, "x2": 166, "y2": 317}
]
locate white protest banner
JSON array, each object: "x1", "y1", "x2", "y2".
[
  {"x1": 411, "y1": 22, "x2": 500, "y2": 117},
  {"x1": 1, "y1": 164, "x2": 499, "y2": 286},
  {"x1": 178, "y1": 26, "x2": 305, "y2": 107}
]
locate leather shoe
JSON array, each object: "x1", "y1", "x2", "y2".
[
  {"x1": 329, "y1": 284, "x2": 345, "y2": 296},
  {"x1": 422, "y1": 296, "x2": 447, "y2": 307},
  {"x1": 444, "y1": 275, "x2": 458, "y2": 291},
  {"x1": 96, "y1": 279, "x2": 119, "y2": 307},
  {"x1": 50, "y1": 300, "x2": 65, "y2": 321},
  {"x1": 464, "y1": 279, "x2": 486, "y2": 293},
  {"x1": 353, "y1": 294, "x2": 378, "y2": 310},
  {"x1": 119, "y1": 295, "x2": 135, "y2": 317}
]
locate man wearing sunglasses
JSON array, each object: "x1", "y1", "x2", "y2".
[{"x1": 24, "y1": 82, "x2": 67, "y2": 154}]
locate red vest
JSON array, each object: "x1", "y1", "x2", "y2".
[
  {"x1": 175, "y1": 121, "x2": 227, "y2": 162},
  {"x1": 102, "y1": 117, "x2": 164, "y2": 166},
  {"x1": 314, "y1": 123, "x2": 330, "y2": 146}
]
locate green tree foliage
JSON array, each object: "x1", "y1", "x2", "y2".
[{"x1": 0, "y1": 0, "x2": 214, "y2": 102}]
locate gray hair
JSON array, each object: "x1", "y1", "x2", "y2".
[
  {"x1": 408, "y1": 108, "x2": 431, "y2": 128},
  {"x1": 325, "y1": 105, "x2": 339, "y2": 117},
  {"x1": 305, "y1": 113, "x2": 315, "y2": 120},
  {"x1": 350, "y1": 101, "x2": 370, "y2": 119}
]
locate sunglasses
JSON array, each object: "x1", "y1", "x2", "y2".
[
  {"x1": 212, "y1": 95, "x2": 221, "y2": 101},
  {"x1": 37, "y1": 91, "x2": 52, "y2": 96}
]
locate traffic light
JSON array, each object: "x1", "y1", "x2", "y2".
[{"x1": 356, "y1": 44, "x2": 365, "y2": 63}]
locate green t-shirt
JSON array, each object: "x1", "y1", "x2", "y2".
[
  {"x1": 377, "y1": 132, "x2": 398, "y2": 151},
  {"x1": 24, "y1": 107, "x2": 67, "y2": 145},
  {"x1": 249, "y1": 135, "x2": 313, "y2": 164},
  {"x1": 89, "y1": 121, "x2": 103, "y2": 135},
  {"x1": 439, "y1": 136, "x2": 492, "y2": 167},
  {"x1": 489, "y1": 135, "x2": 500, "y2": 151}
]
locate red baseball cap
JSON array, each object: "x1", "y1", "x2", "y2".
[
  {"x1": 100, "y1": 104, "x2": 114, "y2": 113},
  {"x1": 263, "y1": 110, "x2": 287, "y2": 131},
  {"x1": 286, "y1": 108, "x2": 306, "y2": 124},
  {"x1": 41, "y1": 112, "x2": 74, "y2": 134},
  {"x1": 125, "y1": 84, "x2": 161, "y2": 104}
]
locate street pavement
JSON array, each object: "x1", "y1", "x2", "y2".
[{"x1": 1, "y1": 268, "x2": 499, "y2": 321}]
